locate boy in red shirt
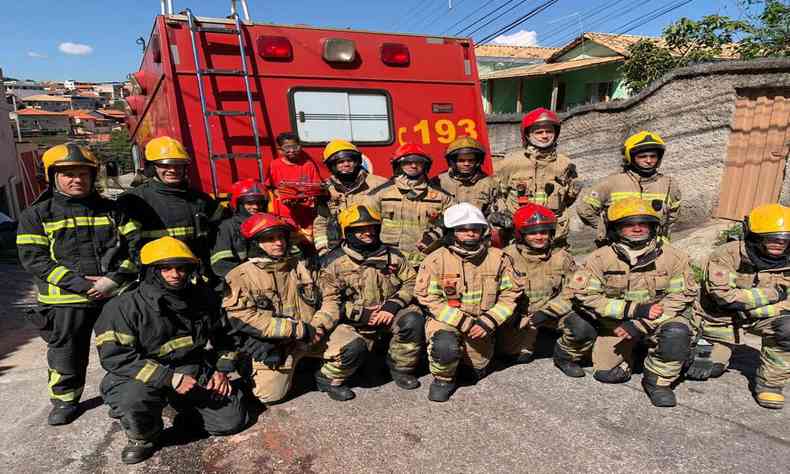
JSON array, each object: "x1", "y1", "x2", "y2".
[{"x1": 265, "y1": 132, "x2": 325, "y2": 238}]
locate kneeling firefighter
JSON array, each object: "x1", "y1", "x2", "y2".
[
  {"x1": 95, "y1": 237, "x2": 248, "y2": 464},
  {"x1": 222, "y1": 213, "x2": 367, "y2": 402},
  {"x1": 314, "y1": 205, "x2": 425, "y2": 390},
  {"x1": 415, "y1": 203, "x2": 521, "y2": 402},
  {"x1": 564, "y1": 197, "x2": 698, "y2": 407}
]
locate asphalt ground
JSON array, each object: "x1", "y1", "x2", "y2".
[{"x1": 1, "y1": 262, "x2": 788, "y2": 473}]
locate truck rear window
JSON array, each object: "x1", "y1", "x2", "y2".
[{"x1": 289, "y1": 88, "x2": 393, "y2": 145}]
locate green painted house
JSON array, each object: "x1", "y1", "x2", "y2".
[{"x1": 479, "y1": 32, "x2": 654, "y2": 114}]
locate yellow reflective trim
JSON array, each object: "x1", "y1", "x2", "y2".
[
  {"x1": 46, "y1": 265, "x2": 71, "y2": 285},
  {"x1": 603, "y1": 299, "x2": 626, "y2": 318},
  {"x1": 437, "y1": 305, "x2": 462, "y2": 326},
  {"x1": 489, "y1": 302, "x2": 513, "y2": 322},
  {"x1": 428, "y1": 280, "x2": 444, "y2": 296},
  {"x1": 141, "y1": 226, "x2": 196, "y2": 239},
  {"x1": 38, "y1": 283, "x2": 89, "y2": 304},
  {"x1": 624, "y1": 289, "x2": 650, "y2": 302},
  {"x1": 42, "y1": 216, "x2": 111, "y2": 234},
  {"x1": 47, "y1": 369, "x2": 83, "y2": 402},
  {"x1": 499, "y1": 276, "x2": 513, "y2": 290},
  {"x1": 382, "y1": 219, "x2": 421, "y2": 229},
  {"x1": 526, "y1": 290, "x2": 547, "y2": 299},
  {"x1": 95, "y1": 330, "x2": 136, "y2": 347},
  {"x1": 210, "y1": 250, "x2": 235, "y2": 265},
  {"x1": 461, "y1": 292, "x2": 482, "y2": 305},
  {"x1": 119, "y1": 220, "x2": 141, "y2": 236},
  {"x1": 587, "y1": 277, "x2": 603, "y2": 291},
  {"x1": 313, "y1": 235, "x2": 329, "y2": 247},
  {"x1": 583, "y1": 196, "x2": 601, "y2": 208},
  {"x1": 135, "y1": 361, "x2": 160, "y2": 383},
  {"x1": 156, "y1": 336, "x2": 194, "y2": 357},
  {"x1": 16, "y1": 234, "x2": 49, "y2": 246},
  {"x1": 752, "y1": 305, "x2": 779, "y2": 318},
  {"x1": 219, "y1": 352, "x2": 237, "y2": 360},
  {"x1": 668, "y1": 276, "x2": 685, "y2": 293},
  {"x1": 119, "y1": 259, "x2": 137, "y2": 272}
]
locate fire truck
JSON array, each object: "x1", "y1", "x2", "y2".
[{"x1": 126, "y1": 0, "x2": 492, "y2": 198}]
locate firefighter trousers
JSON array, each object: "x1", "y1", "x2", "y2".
[
  {"x1": 100, "y1": 369, "x2": 248, "y2": 442},
  {"x1": 496, "y1": 313, "x2": 560, "y2": 357},
  {"x1": 426, "y1": 318, "x2": 493, "y2": 381},
  {"x1": 562, "y1": 315, "x2": 693, "y2": 386},
  {"x1": 249, "y1": 324, "x2": 365, "y2": 403},
  {"x1": 354, "y1": 305, "x2": 425, "y2": 374},
  {"x1": 698, "y1": 315, "x2": 790, "y2": 388},
  {"x1": 28, "y1": 305, "x2": 101, "y2": 406}
]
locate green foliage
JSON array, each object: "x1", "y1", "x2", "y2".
[
  {"x1": 621, "y1": 1, "x2": 789, "y2": 93},
  {"x1": 715, "y1": 223, "x2": 744, "y2": 246},
  {"x1": 85, "y1": 128, "x2": 133, "y2": 173}
]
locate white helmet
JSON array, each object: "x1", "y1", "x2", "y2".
[{"x1": 444, "y1": 203, "x2": 488, "y2": 229}]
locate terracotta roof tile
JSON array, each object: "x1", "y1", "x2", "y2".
[
  {"x1": 475, "y1": 44, "x2": 559, "y2": 60},
  {"x1": 547, "y1": 32, "x2": 662, "y2": 62},
  {"x1": 22, "y1": 94, "x2": 72, "y2": 102},
  {"x1": 15, "y1": 108, "x2": 68, "y2": 116},
  {"x1": 480, "y1": 56, "x2": 623, "y2": 80}
]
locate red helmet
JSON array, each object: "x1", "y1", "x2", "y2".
[
  {"x1": 229, "y1": 179, "x2": 267, "y2": 210},
  {"x1": 513, "y1": 203, "x2": 557, "y2": 240},
  {"x1": 391, "y1": 143, "x2": 432, "y2": 175},
  {"x1": 521, "y1": 107, "x2": 561, "y2": 137},
  {"x1": 240, "y1": 213, "x2": 292, "y2": 241}
]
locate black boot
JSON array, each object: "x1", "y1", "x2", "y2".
[
  {"x1": 390, "y1": 370, "x2": 420, "y2": 390},
  {"x1": 121, "y1": 439, "x2": 157, "y2": 465},
  {"x1": 315, "y1": 371, "x2": 355, "y2": 401},
  {"x1": 593, "y1": 366, "x2": 631, "y2": 384},
  {"x1": 502, "y1": 351, "x2": 534, "y2": 366},
  {"x1": 428, "y1": 378, "x2": 457, "y2": 402},
  {"x1": 48, "y1": 403, "x2": 80, "y2": 426},
  {"x1": 642, "y1": 371, "x2": 677, "y2": 407},
  {"x1": 553, "y1": 344, "x2": 585, "y2": 378}
]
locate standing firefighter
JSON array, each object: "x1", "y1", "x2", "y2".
[
  {"x1": 496, "y1": 108, "x2": 580, "y2": 248},
  {"x1": 577, "y1": 131, "x2": 681, "y2": 246},
  {"x1": 314, "y1": 140, "x2": 387, "y2": 256},
  {"x1": 689, "y1": 204, "x2": 790, "y2": 409},
  {"x1": 415, "y1": 203, "x2": 521, "y2": 402},
  {"x1": 563, "y1": 198, "x2": 697, "y2": 407},
  {"x1": 118, "y1": 136, "x2": 225, "y2": 272},
  {"x1": 368, "y1": 143, "x2": 454, "y2": 268},
  {"x1": 223, "y1": 213, "x2": 367, "y2": 402},
  {"x1": 437, "y1": 136, "x2": 497, "y2": 215},
  {"x1": 210, "y1": 179, "x2": 268, "y2": 279},
  {"x1": 314, "y1": 205, "x2": 424, "y2": 390},
  {"x1": 95, "y1": 237, "x2": 248, "y2": 464},
  {"x1": 17, "y1": 143, "x2": 134, "y2": 426},
  {"x1": 499, "y1": 204, "x2": 576, "y2": 364}
]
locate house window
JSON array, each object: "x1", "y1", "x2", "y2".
[
  {"x1": 289, "y1": 88, "x2": 393, "y2": 145},
  {"x1": 585, "y1": 81, "x2": 614, "y2": 104}
]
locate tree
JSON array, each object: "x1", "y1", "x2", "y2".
[
  {"x1": 89, "y1": 128, "x2": 134, "y2": 173},
  {"x1": 621, "y1": 0, "x2": 789, "y2": 94}
]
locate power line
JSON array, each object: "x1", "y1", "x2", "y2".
[
  {"x1": 478, "y1": 0, "x2": 560, "y2": 44},
  {"x1": 440, "y1": 0, "x2": 502, "y2": 35},
  {"x1": 408, "y1": 0, "x2": 457, "y2": 33},
  {"x1": 544, "y1": 0, "x2": 654, "y2": 47},
  {"x1": 614, "y1": 0, "x2": 694, "y2": 35},
  {"x1": 457, "y1": 0, "x2": 526, "y2": 36},
  {"x1": 538, "y1": 0, "x2": 633, "y2": 45},
  {"x1": 391, "y1": 0, "x2": 427, "y2": 32}
]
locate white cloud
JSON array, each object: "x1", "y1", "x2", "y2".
[
  {"x1": 491, "y1": 30, "x2": 539, "y2": 47},
  {"x1": 27, "y1": 51, "x2": 48, "y2": 59},
  {"x1": 58, "y1": 42, "x2": 94, "y2": 56}
]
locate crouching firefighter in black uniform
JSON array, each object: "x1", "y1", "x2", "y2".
[
  {"x1": 16, "y1": 143, "x2": 136, "y2": 426},
  {"x1": 94, "y1": 237, "x2": 249, "y2": 464}
]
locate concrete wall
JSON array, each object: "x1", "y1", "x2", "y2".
[{"x1": 486, "y1": 59, "x2": 790, "y2": 231}]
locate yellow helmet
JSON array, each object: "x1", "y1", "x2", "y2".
[
  {"x1": 623, "y1": 131, "x2": 666, "y2": 164},
  {"x1": 140, "y1": 236, "x2": 199, "y2": 266},
  {"x1": 145, "y1": 136, "x2": 190, "y2": 164},
  {"x1": 323, "y1": 139, "x2": 361, "y2": 164},
  {"x1": 607, "y1": 197, "x2": 660, "y2": 225},
  {"x1": 746, "y1": 204, "x2": 790, "y2": 238},
  {"x1": 41, "y1": 143, "x2": 98, "y2": 182},
  {"x1": 446, "y1": 136, "x2": 485, "y2": 159},
  {"x1": 338, "y1": 205, "x2": 381, "y2": 236}
]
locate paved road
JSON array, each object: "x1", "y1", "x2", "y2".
[{"x1": 0, "y1": 263, "x2": 788, "y2": 473}]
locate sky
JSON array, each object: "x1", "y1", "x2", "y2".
[{"x1": 0, "y1": 0, "x2": 754, "y2": 82}]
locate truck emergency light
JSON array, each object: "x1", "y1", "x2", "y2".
[
  {"x1": 322, "y1": 38, "x2": 356, "y2": 63},
  {"x1": 257, "y1": 36, "x2": 293, "y2": 60},
  {"x1": 381, "y1": 43, "x2": 410, "y2": 66}
]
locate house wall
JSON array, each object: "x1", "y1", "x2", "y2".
[
  {"x1": 0, "y1": 74, "x2": 21, "y2": 218},
  {"x1": 556, "y1": 41, "x2": 620, "y2": 61},
  {"x1": 559, "y1": 62, "x2": 628, "y2": 110},
  {"x1": 18, "y1": 116, "x2": 70, "y2": 134},
  {"x1": 486, "y1": 59, "x2": 790, "y2": 233}
]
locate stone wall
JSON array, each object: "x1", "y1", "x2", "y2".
[{"x1": 486, "y1": 58, "x2": 790, "y2": 231}]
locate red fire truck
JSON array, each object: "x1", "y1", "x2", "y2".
[{"x1": 126, "y1": 0, "x2": 491, "y2": 197}]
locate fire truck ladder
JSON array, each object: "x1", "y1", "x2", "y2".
[{"x1": 183, "y1": 6, "x2": 263, "y2": 197}]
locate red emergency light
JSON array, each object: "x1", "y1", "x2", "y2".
[
  {"x1": 381, "y1": 43, "x2": 410, "y2": 66},
  {"x1": 257, "y1": 36, "x2": 293, "y2": 60}
]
